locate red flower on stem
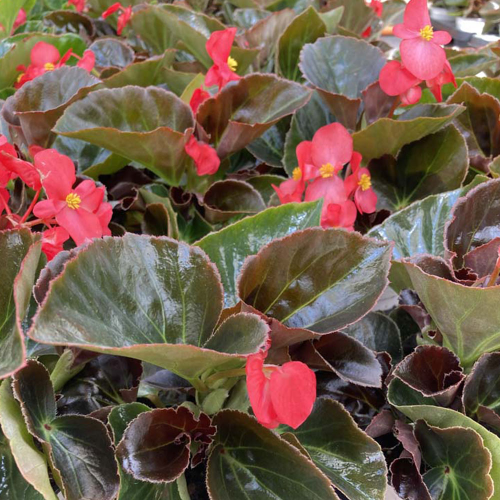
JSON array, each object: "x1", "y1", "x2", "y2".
[
  {"x1": 41, "y1": 227, "x2": 70, "y2": 261},
  {"x1": 344, "y1": 152, "x2": 378, "y2": 214},
  {"x1": 426, "y1": 59, "x2": 456, "y2": 102},
  {"x1": 393, "y1": 0, "x2": 451, "y2": 80},
  {"x1": 205, "y1": 28, "x2": 241, "y2": 90},
  {"x1": 246, "y1": 350, "x2": 316, "y2": 429},
  {"x1": 184, "y1": 136, "x2": 220, "y2": 176},
  {"x1": 379, "y1": 60, "x2": 422, "y2": 106},
  {"x1": 15, "y1": 42, "x2": 95, "y2": 88},
  {"x1": 33, "y1": 150, "x2": 112, "y2": 246},
  {"x1": 102, "y1": 2, "x2": 133, "y2": 35}
]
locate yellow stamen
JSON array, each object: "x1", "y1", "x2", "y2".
[
  {"x1": 44, "y1": 62, "x2": 55, "y2": 71},
  {"x1": 420, "y1": 25, "x2": 434, "y2": 41},
  {"x1": 358, "y1": 173, "x2": 372, "y2": 191},
  {"x1": 65, "y1": 192, "x2": 81, "y2": 210},
  {"x1": 292, "y1": 167, "x2": 302, "y2": 182},
  {"x1": 227, "y1": 56, "x2": 238, "y2": 72},
  {"x1": 319, "y1": 163, "x2": 336, "y2": 179},
  {"x1": 16, "y1": 73, "x2": 25, "y2": 83}
]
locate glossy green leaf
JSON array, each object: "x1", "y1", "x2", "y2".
[
  {"x1": 4, "y1": 66, "x2": 100, "y2": 147},
  {"x1": 0, "y1": 33, "x2": 86, "y2": 105},
  {"x1": 197, "y1": 74, "x2": 311, "y2": 159},
  {"x1": 246, "y1": 118, "x2": 290, "y2": 167},
  {"x1": 0, "y1": 380, "x2": 56, "y2": 500},
  {"x1": 342, "y1": 312, "x2": 403, "y2": 362},
  {"x1": 325, "y1": 0, "x2": 375, "y2": 34},
  {"x1": 196, "y1": 201, "x2": 322, "y2": 307},
  {"x1": 207, "y1": 410, "x2": 339, "y2": 499},
  {"x1": 53, "y1": 86, "x2": 195, "y2": 186},
  {"x1": 352, "y1": 104, "x2": 465, "y2": 163},
  {"x1": 0, "y1": 230, "x2": 40, "y2": 379},
  {"x1": 370, "y1": 125, "x2": 468, "y2": 210},
  {"x1": 299, "y1": 36, "x2": 385, "y2": 129},
  {"x1": 368, "y1": 177, "x2": 488, "y2": 259},
  {"x1": 12, "y1": 361, "x2": 120, "y2": 500},
  {"x1": 30, "y1": 235, "x2": 269, "y2": 383},
  {"x1": 238, "y1": 228, "x2": 392, "y2": 332},
  {"x1": 277, "y1": 7, "x2": 326, "y2": 81},
  {"x1": 283, "y1": 398, "x2": 387, "y2": 500},
  {"x1": 89, "y1": 38, "x2": 134, "y2": 69},
  {"x1": 394, "y1": 259, "x2": 500, "y2": 367},
  {"x1": 415, "y1": 421, "x2": 493, "y2": 500}
]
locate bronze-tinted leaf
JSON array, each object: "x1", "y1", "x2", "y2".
[{"x1": 238, "y1": 228, "x2": 392, "y2": 332}]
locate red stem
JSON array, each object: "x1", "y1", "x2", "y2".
[
  {"x1": 0, "y1": 191, "x2": 12, "y2": 216},
  {"x1": 19, "y1": 189, "x2": 41, "y2": 224}
]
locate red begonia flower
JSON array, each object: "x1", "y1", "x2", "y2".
[
  {"x1": 0, "y1": 137, "x2": 42, "y2": 191},
  {"x1": 345, "y1": 152, "x2": 377, "y2": 214},
  {"x1": 205, "y1": 28, "x2": 241, "y2": 90},
  {"x1": 0, "y1": 136, "x2": 18, "y2": 187},
  {"x1": 77, "y1": 50, "x2": 95, "y2": 72},
  {"x1": 379, "y1": 60, "x2": 422, "y2": 99},
  {"x1": 362, "y1": 0, "x2": 383, "y2": 38},
  {"x1": 426, "y1": 59, "x2": 456, "y2": 102},
  {"x1": 393, "y1": 0, "x2": 451, "y2": 80},
  {"x1": 41, "y1": 227, "x2": 70, "y2": 261},
  {"x1": 68, "y1": 0, "x2": 86, "y2": 12},
  {"x1": 33, "y1": 150, "x2": 112, "y2": 246},
  {"x1": 102, "y1": 3, "x2": 132, "y2": 35},
  {"x1": 272, "y1": 141, "x2": 314, "y2": 204},
  {"x1": 13, "y1": 9, "x2": 27, "y2": 29},
  {"x1": 184, "y1": 136, "x2": 220, "y2": 176},
  {"x1": 246, "y1": 350, "x2": 316, "y2": 429},
  {"x1": 190, "y1": 87, "x2": 210, "y2": 114},
  {"x1": 401, "y1": 85, "x2": 422, "y2": 106}
]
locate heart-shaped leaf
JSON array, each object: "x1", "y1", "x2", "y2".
[
  {"x1": 0, "y1": 380, "x2": 56, "y2": 499},
  {"x1": 299, "y1": 35, "x2": 385, "y2": 129},
  {"x1": 53, "y1": 86, "x2": 195, "y2": 185},
  {"x1": 368, "y1": 177, "x2": 487, "y2": 259},
  {"x1": 197, "y1": 201, "x2": 322, "y2": 307},
  {"x1": 4, "y1": 66, "x2": 100, "y2": 147},
  {"x1": 277, "y1": 7, "x2": 326, "y2": 81},
  {"x1": 352, "y1": 104, "x2": 465, "y2": 163},
  {"x1": 238, "y1": 228, "x2": 392, "y2": 332},
  {"x1": 197, "y1": 74, "x2": 311, "y2": 159},
  {"x1": 369, "y1": 125, "x2": 468, "y2": 210},
  {"x1": 29, "y1": 235, "x2": 269, "y2": 385},
  {"x1": 283, "y1": 398, "x2": 387, "y2": 500},
  {"x1": 12, "y1": 360, "x2": 120, "y2": 500},
  {"x1": 207, "y1": 409, "x2": 339, "y2": 499},
  {"x1": 0, "y1": 229, "x2": 41, "y2": 379}
]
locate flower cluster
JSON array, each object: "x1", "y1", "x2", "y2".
[
  {"x1": 273, "y1": 123, "x2": 377, "y2": 231},
  {"x1": 246, "y1": 348, "x2": 316, "y2": 429},
  {"x1": 16, "y1": 42, "x2": 95, "y2": 88},
  {"x1": 379, "y1": 0, "x2": 456, "y2": 105},
  {"x1": 102, "y1": 2, "x2": 133, "y2": 35},
  {"x1": 183, "y1": 28, "x2": 242, "y2": 178},
  {"x1": 0, "y1": 136, "x2": 112, "y2": 261}
]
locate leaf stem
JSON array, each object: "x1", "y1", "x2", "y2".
[
  {"x1": 19, "y1": 189, "x2": 41, "y2": 224},
  {"x1": 486, "y1": 253, "x2": 500, "y2": 287}
]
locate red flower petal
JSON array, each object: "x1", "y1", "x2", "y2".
[
  {"x1": 30, "y1": 42, "x2": 60, "y2": 67},
  {"x1": 102, "y1": 2, "x2": 122, "y2": 18},
  {"x1": 184, "y1": 136, "x2": 220, "y2": 176},
  {"x1": 403, "y1": 0, "x2": 431, "y2": 32},
  {"x1": 379, "y1": 60, "x2": 421, "y2": 96},
  {"x1": 75, "y1": 180, "x2": 104, "y2": 212},
  {"x1": 34, "y1": 149, "x2": 76, "y2": 200},
  {"x1": 206, "y1": 28, "x2": 236, "y2": 66},
  {"x1": 0, "y1": 152, "x2": 42, "y2": 190},
  {"x1": 401, "y1": 85, "x2": 422, "y2": 106},
  {"x1": 392, "y1": 23, "x2": 419, "y2": 39},
  {"x1": 355, "y1": 186, "x2": 378, "y2": 214},
  {"x1": 432, "y1": 30, "x2": 452, "y2": 45},
  {"x1": 246, "y1": 353, "x2": 280, "y2": 429},
  {"x1": 322, "y1": 199, "x2": 357, "y2": 230},
  {"x1": 269, "y1": 361, "x2": 316, "y2": 429},
  {"x1": 56, "y1": 206, "x2": 104, "y2": 246},
  {"x1": 77, "y1": 50, "x2": 95, "y2": 72},
  {"x1": 41, "y1": 226, "x2": 70, "y2": 261},
  {"x1": 272, "y1": 178, "x2": 303, "y2": 204},
  {"x1": 304, "y1": 175, "x2": 346, "y2": 205},
  {"x1": 33, "y1": 199, "x2": 65, "y2": 219},
  {"x1": 189, "y1": 87, "x2": 210, "y2": 114},
  {"x1": 400, "y1": 37, "x2": 446, "y2": 80},
  {"x1": 311, "y1": 123, "x2": 353, "y2": 172}
]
